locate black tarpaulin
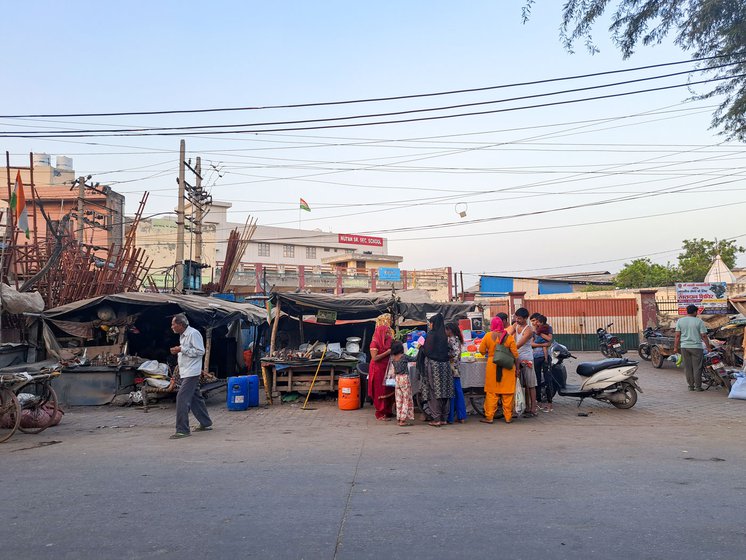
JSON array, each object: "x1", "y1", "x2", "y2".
[
  {"x1": 270, "y1": 291, "x2": 476, "y2": 323},
  {"x1": 42, "y1": 292, "x2": 266, "y2": 333}
]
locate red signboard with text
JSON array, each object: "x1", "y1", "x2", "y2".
[{"x1": 337, "y1": 234, "x2": 384, "y2": 247}]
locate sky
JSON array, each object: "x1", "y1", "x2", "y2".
[{"x1": 3, "y1": 1, "x2": 745, "y2": 286}]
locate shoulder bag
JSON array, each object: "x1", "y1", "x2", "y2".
[{"x1": 492, "y1": 332, "x2": 515, "y2": 369}]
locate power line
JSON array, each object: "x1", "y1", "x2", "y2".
[
  {"x1": 0, "y1": 55, "x2": 730, "y2": 119},
  {"x1": 3, "y1": 74, "x2": 743, "y2": 139}
]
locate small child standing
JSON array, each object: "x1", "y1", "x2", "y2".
[{"x1": 390, "y1": 341, "x2": 415, "y2": 426}]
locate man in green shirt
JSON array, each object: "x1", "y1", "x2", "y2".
[{"x1": 673, "y1": 305, "x2": 712, "y2": 391}]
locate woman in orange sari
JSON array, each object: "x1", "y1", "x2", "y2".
[{"x1": 478, "y1": 316, "x2": 519, "y2": 423}]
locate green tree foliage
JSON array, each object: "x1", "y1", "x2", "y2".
[
  {"x1": 614, "y1": 238, "x2": 744, "y2": 287},
  {"x1": 676, "y1": 238, "x2": 745, "y2": 282},
  {"x1": 524, "y1": 1, "x2": 746, "y2": 140},
  {"x1": 614, "y1": 258, "x2": 678, "y2": 288}
]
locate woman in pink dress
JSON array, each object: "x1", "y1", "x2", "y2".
[{"x1": 368, "y1": 313, "x2": 395, "y2": 420}]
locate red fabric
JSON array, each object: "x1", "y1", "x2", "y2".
[{"x1": 368, "y1": 325, "x2": 394, "y2": 419}]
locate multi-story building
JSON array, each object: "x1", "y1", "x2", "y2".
[
  {"x1": 134, "y1": 200, "x2": 453, "y2": 299},
  {"x1": 1, "y1": 154, "x2": 125, "y2": 253}
]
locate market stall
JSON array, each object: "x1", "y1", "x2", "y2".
[
  {"x1": 39, "y1": 292, "x2": 266, "y2": 405},
  {"x1": 262, "y1": 291, "x2": 478, "y2": 403}
]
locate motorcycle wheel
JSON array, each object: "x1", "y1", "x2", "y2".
[
  {"x1": 611, "y1": 382, "x2": 638, "y2": 409},
  {"x1": 701, "y1": 368, "x2": 716, "y2": 390},
  {"x1": 650, "y1": 346, "x2": 664, "y2": 369},
  {"x1": 600, "y1": 345, "x2": 610, "y2": 358},
  {"x1": 638, "y1": 344, "x2": 652, "y2": 361},
  {"x1": 468, "y1": 396, "x2": 485, "y2": 417}
]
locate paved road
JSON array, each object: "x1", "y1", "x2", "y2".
[{"x1": 2, "y1": 353, "x2": 745, "y2": 559}]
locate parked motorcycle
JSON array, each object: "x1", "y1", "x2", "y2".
[
  {"x1": 637, "y1": 326, "x2": 664, "y2": 361},
  {"x1": 702, "y1": 347, "x2": 734, "y2": 392},
  {"x1": 547, "y1": 343, "x2": 642, "y2": 409},
  {"x1": 597, "y1": 323, "x2": 627, "y2": 358}
]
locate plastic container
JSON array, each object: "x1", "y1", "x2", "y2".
[
  {"x1": 246, "y1": 374, "x2": 259, "y2": 407},
  {"x1": 338, "y1": 374, "x2": 361, "y2": 410},
  {"x1": 227, "y1": 375, "x2": 259, "y2": 410},
  {"x1": 458, "y1": 319, "x2": 471, "y2": 333},
  {"x1": 227, "y1": 376, "x2": 250, "y2": 411}
]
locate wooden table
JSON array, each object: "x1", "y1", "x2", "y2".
[{"x1": 262, "y1": 359, "x2": 359, "y2": 395}]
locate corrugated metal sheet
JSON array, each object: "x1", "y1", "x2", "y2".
[
  {"x1": 538, "y1": 280, "x2": 573, "y2": 295},
  {"x1": 525, "y1": 298, "x2": 638, "y2": 351},
  {"x1": 525, "y1": 298, "x2": 637, "y2": 317},
  {"x1": 480, "y1": 276, "x2": 514, "y2": 295}
]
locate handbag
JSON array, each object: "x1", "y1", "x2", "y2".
[
  {"x1": 492, "y1": 332, "x2": 515, "y2": 369},
  {"x1": 384, "y1": 359, "x2": 397, "y2": 387}
]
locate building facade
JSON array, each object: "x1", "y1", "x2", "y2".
[
  {"x1": 1, "y1": 154, "x2": 125, "y2": 254},
  {"x1": 134, "y1": 200, "x2": 453, "y2": 299}
]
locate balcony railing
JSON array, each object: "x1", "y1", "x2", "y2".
[{"x1": 215, "y1": 262, "x2": 453, "y2": 297}]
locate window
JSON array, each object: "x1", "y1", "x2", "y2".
[
  {"x1": 306, "y1": 246, "x2": 316, "y2": 259},
  {"x1": 356, "y1": 261, "x2": 366, "y2": 269},
  {"x1": 323, "y1": 247, "x2": 330, "y2": 252},
  {"x1": 258, "y1": 243, "x2": 270, "y2": 257},
  {"x1": 283, "y1": 244, "x2": 295, "y2": 258},
  {"x1": 345, "y1": 249, "x2": 355, "y2": 255}
]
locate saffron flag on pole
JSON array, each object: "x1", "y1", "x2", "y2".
[
  {"x1": 299, "y1": 197, "x2": 311, "y2": 212},
  {"x1": 10, "y1": 170, "x2": 30, "y2": 239}
]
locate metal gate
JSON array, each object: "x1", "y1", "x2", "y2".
[{"x1": 524, "y1": 298, "x2": 639, "y2": 352}]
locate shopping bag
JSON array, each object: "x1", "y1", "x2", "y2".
[
  {"x1": 514, "y1": 377, "x2": 525, "y2": 416},
  {"x1": 384, "y1": 360, "x2": 396, "y2": 388},
  {"x1": 728, "y1": 373, "x2": 746, "y2": 400}
]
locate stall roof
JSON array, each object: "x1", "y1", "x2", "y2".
[
  {"x1": 271, "y1": 292, "x2": 394, "y2": 321},
  {"x1": 42, "y1": 292, "x2": 267, "y2": 330},
  {"x1": 270, "y1": 291, "x2": 476, "y2": 323}
]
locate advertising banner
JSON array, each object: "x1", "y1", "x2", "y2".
[{"x1": 675, "y1": 282, "x2": 728, "y2": 314}]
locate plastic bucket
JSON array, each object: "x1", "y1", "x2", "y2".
[{"x1": 338, "y1": 374, "x2": 360, "y2": 410}]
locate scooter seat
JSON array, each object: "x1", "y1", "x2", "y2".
[{"x1": 576, "y1": 358, "x2": 628, "y2": 377}]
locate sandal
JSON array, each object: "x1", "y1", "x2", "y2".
[
  {"x1": 169, "y1": 432, "x2": 190, "y2": 439},
  {"x1": 479, "y1": 418, "x2": 494, "y2": 424},
  {"x1": 428, "y1": 421, "x2": 442, "y2": 427}
]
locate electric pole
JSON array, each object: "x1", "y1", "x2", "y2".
[
  {"x1": 175, "y1": 140, "x2": 186, "y2": 292},
  {"x1": 195, "y1": 156, "x2": 203, "y2": 263},
  {"x1": 77, "y1": 176, "x2": 86, "y2": 243}
]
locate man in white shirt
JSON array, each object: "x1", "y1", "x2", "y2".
[{"x1": 169, "y1": 313, "x2": 213, "y2": 439}]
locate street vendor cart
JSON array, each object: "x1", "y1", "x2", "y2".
[{"x1": 648, "y1": 335, "x2": 676, "y2": 369}]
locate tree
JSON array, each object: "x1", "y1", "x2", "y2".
[
  {"x1": 524, "y1": 1, "x2": 746, "y2": 140},
  {"x1": 677, "y1": 237, "x2": 745, "y2": 282},
  {"x1": 614, "y1": 258, "x2": 678, "y2": 288}
]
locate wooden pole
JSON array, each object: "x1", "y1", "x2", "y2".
[
  {"x1": 269, "y1": 298, "x2": 281, "y2": 355},
  {"x1": 203, "y1": 327, "x2": 213, "y2": 375}
]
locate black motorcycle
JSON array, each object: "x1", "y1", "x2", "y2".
[
  {"x1": 597, "y1": 323, "x2": 626, "y2": 358},
  {"x1": 637, "y1": 326, "x2": 664, "y2": 361}
]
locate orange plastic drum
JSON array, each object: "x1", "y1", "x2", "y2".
[{"x1": 338, "y1": 374, "x2": 361, "y2": 410}]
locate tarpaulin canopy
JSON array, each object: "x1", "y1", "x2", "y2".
[
  {"x1": 270, "y1": 292, "x2": 394, "y2": 321},
  {"x1": 43, "y1": 292, "x2": 266, "y2": 336},
  {"x1": 270, "y1": 290, "x2": 476, "y2": 324}
]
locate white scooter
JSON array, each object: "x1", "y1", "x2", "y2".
[{"x1": 547, "y1": 343, "x2": 642, "y2": 409}]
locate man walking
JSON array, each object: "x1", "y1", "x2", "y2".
[
  {"x1": 169, "y1": 313, "x2": 213, "y2": 438},
  {"x1": 673, "y1": 305, "x2": 712, "y2": 391}
]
